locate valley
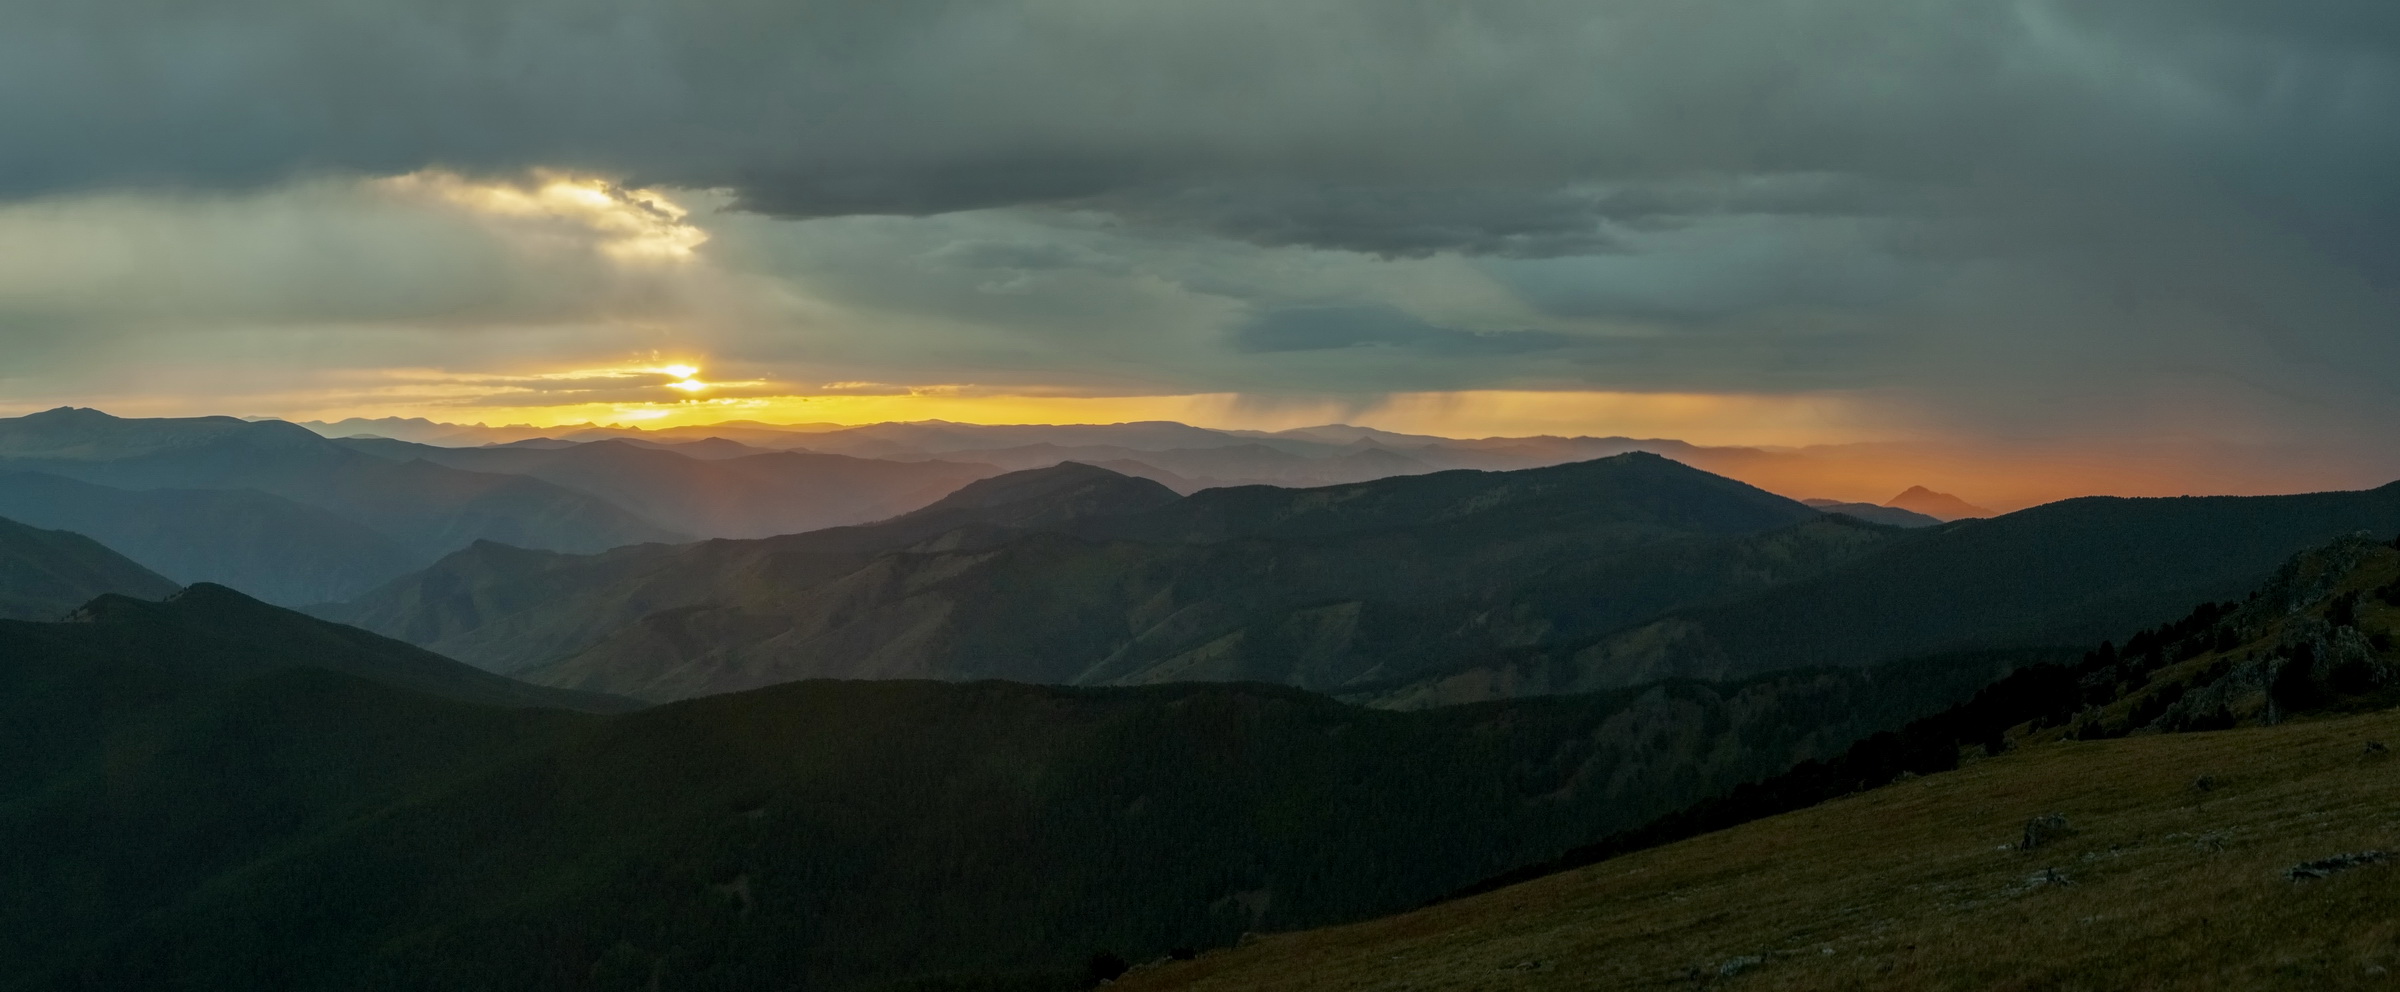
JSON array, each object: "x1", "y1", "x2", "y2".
[{"x1": 1, "y1": 407, "x2": 2394, "y2": 992}]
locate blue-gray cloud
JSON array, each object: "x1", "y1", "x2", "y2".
[
  {"x1": 1233, "y1": 306, "x2": 1573, "y2": 357},
  {"x1": 0, "y1": 0, "x2": 2395, "y2": 469}
]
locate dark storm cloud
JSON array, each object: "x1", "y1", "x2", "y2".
[
  {"x1": 3, "y1": 0, "x2": 2390, "y2": 261},
  {"x1": 1233, "y1": 306, "x2": 1572, "y2": 356},
  {"x1": 3, "y1": 0, "x2": 2399, "y2": 466}
]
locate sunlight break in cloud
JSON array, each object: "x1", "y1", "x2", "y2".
[{"x1": 377, "y1": 170, "x2": 710, "y2": 261}]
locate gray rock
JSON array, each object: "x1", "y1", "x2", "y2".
[
  {"x1": 2286, "y1": 851, "x2": 2391, "y2": 881},
  {"x1": 2020, "y1": 813, "x2": 2076, "y2": 851}
]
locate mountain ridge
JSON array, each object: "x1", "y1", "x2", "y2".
[
  {"x1": 331, "y1": 455, "x2": 1865, "y2": 701},
  {"x1": 0, "y1": 514, "x2": 180, "y2": 620}
]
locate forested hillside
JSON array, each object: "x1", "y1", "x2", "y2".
[
  {"x1": 0, "y1": 586, "x2": 2014, "y2": 991},
  {"x1": 1367, "y1": 484, "x2": 2400, "y2": 705}
]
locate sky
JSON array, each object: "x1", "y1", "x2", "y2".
[{"x1": 1, "y1": 0, "x2": 2397, "y2": 494}]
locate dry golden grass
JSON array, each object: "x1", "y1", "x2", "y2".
[{"x1": 1114, "y1": 708, "x2": 2400, "y2": 991}]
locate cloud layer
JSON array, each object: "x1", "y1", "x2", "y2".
[{"x1": 0, "y1": 0, "x2": 2396, "y2": 482}]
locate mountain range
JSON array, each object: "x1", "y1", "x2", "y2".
[
  {"x1": 0, "y1": 578, "x2": 1998, "y2": 992},
  {"x1": 0, "y1": 409, "x2": 686, "y2": 602},
  {"x1": 327, "y1": 435, "x2": 1000, "y2": 540},
  {"x1": 322, "y1": 455, "x2": 2400, "y2": 710},
  {"x1": 5, "y1": 405, "x2": 2397, "y2": 990},
  {"x1": 319, "y1": 456, "x2": 1899, "y2": 701}
]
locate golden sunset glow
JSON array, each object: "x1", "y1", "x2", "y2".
[{"x1": 261, "y1": 380, "x2": 1902, "y2": 449}]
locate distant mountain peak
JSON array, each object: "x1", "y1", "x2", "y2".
[
  {"x1": 0, "y1": 406, "x2": 331, "y2": 459},
  {"x1": 904, "y1": 461, "x2": 1180, "y2": 521},
  {"x1": 1885, "y1": 486, "x2": 1993, "y2": 521}
]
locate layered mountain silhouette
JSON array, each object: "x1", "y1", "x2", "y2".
[
  {"x1": 325, "y1": 456, "x2": 1906, "y2": 701},
  {"x1": 1, "y1": 578, "x2": 1995, "y2": 991},
  {"x1": 307, "y1": 415, "x2": 1749, "y2": 494},
  {"x1": 328, "y1": 459, "x2": 2400, "y2": 708},
  {"x1": 11, "y1": 409, "x2": 2398, "y2": 992},
  {"x1": 1884, "y1": 484, "x2": 1992, "y2": 520},
  {"x1": 0, "y1": 470, "x2": 420, "y2": 604},
  {"x1": 1801, "y1": 497, "x2": 1943, "y2": 528},
  {"x1": 0, "y1": 514, "x2": 178, "y2": 619},
  {"x1": 0, "y1": 409, "x2": 686, "y2": 602},
  {"x1": 329, "y1": 435, "x2": 1001, "y2": 539}
]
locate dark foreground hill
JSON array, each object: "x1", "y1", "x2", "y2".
[
  {"x1": 0, "y1": 514, "x2": 178, "y2": 619},
  {"x1": 3, "y1": 583, "x2": 637, "y2": 713},
  {"x1": 0, "y1": 588, "x2": 2012, "y2": 991},
  {"x1": 1116, "y1": 704, "x2": 2400, "y2": 991},
  {"x1": 324, "y1": 455, "x2": 1888, "y2": 701},
  {"x1": 1369, "y1": 482, "x2": 2400, "y2": 705},
  {"x1": 1113, "y1": 539, "x2": 2400, "y2": 991}
]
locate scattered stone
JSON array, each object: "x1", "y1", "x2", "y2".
[
  {"x1": 2286, "y1": 851, "x2": 2392, "y2": 881},
  {"x1": 2020, "y1": 813, "x2": 2076, "y2": 851},
  {"x1": 2190, "y1": 775, "x2": 2215, "y2": 792},
  {"x1": 2023, "y1": 867, "x2": 2071, "y2": 889},
  {"x1": 1717, "y1": 955, "x2": 1764, "y2": 977},
  {"x1": 1507, "y1": 959, "x2": 1551, "y2": 973},
  {"x1": 2365, "y1": 741, "x2": 2389, "y2": 756}
]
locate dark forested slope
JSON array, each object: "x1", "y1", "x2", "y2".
[
  {"x1": 1371, "y1": 483, "x2": 2400, "y2": 704},
  {"x1": 0, "y1": 589, "x2": 2006, "y2": 992}
]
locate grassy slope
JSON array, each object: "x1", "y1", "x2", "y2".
[
  {"x1": 1117, "y1": 540, "x2": 2400, "y2": 991},
  {"x1": 1117, "y1": 707, "x2": 2400, "y2": 992}
]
